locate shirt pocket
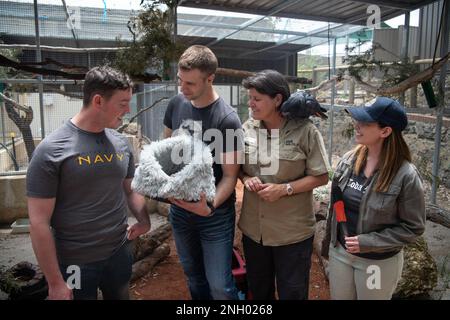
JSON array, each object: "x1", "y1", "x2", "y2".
[
  {"x1": 276, "y1": 146, "x2": 307, "y2": 181},
  {"x1": 278, "y1": 146, "x2": 306, "y2": 162},
  {"x1": 369, "y1": 184, "x2": 401, "y2": 219}
]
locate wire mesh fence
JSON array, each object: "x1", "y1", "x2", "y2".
[
  {"x1": 0, "y1": 79, "x2": 83, "y2": 173},
  {"x1": 0, "y1": 79, "x2": 249, "y2": 174},
  {"x1": 136, "y1": 82, "x2": 249, "y2": 142}
]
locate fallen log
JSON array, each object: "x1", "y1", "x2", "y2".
[
  {"x1": 131, "y1": 242, "x2": 170, "y2": 282},
  {"x1": 132, "y1": 222, "x2": 171, "y2": 262},
  {"x1": 426, "y1": 203, "x2": 450, "y2": 228}
]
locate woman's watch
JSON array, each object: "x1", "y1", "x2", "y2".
[{"x1": 286, "y1": 183, "x2": 294, "y2": 196}]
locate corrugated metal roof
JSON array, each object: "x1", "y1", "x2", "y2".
[
  {"x1": 180, "y1": 0, "x2": 440, "y2": 24},
  {"x1": 0, "y1": 1, "x2": 134, "y2": 43},
  {"x1": 0, "y1": 1, "x2": 308, "y2": 61}
]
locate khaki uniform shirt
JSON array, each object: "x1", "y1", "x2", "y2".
[{"x1": 239, "y1": 118, "x2": 330, "y2": 246}]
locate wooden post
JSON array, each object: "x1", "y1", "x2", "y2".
[
  {"x1": 312, "y1": 66, "x2": 317, "y2": 86},
  {"x1": 349, "y1": 78, "x2": 355, "y2": 105},
  {"x1": 410, "y1": 56, "x2": 419, "y2": 108},
  {"x1": 312, "y1": 66, "x2": 317, "y2": 97}
]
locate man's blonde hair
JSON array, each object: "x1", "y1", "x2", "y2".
[{"x1": 178, "y1": 45, "x2": 218, "y2": 75}]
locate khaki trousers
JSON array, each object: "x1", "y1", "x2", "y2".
[{"x1": 329, "y1": 242, "x2": 403, "y2": 300}]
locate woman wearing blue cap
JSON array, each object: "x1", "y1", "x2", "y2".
[{"x1": 322, "y1": 97, "x2": 426, "y2": 300}]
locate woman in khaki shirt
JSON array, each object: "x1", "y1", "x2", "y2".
[{"x1": 239, "y1": 70, "x2": 330, "y2": 300}]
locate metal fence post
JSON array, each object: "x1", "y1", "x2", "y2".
[
  {"x1": 328, "y1": 38, "x2": 337, "y2": 165},
  {"x1": 34, "y1": 0, "x2": 45, "y2": 139},
  {"x1": 431, "y1": 0, "x2": 449, "y2": 204}
]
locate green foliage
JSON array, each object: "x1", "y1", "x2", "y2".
[
  {"x1": 0, "y1": 41, "x2": 22, "y2": 79},
  {"x1": 113, "y1": 0, "x2": 185, "y2": 80},
  {"x1": 342, "y1": 40, "x2": 418, "y2": 99}
]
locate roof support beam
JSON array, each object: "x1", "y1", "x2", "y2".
[
  {"x1": 178, "y1": 18, "x2": 332, "y2": 38},
  {"x1": 61, "y1": 0, "x2": 80, "y2": 48},
  {"x1": 345, "y1": 0, "x2": 411, "y2": 10},
  {"x1": 238, "y1": 22, "x2": 342, "y2": 57},
  {"x1": 205, "y1": 0, "x2": 301, "y2": 46},
  {"x1": 238, "y1": 7, "x2": 383, "y2": 58},
  {"x1": 180, "y1": 3, "x2": 348, "y2": 24}
]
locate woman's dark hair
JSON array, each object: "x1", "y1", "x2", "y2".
[
  {"x1": 83, "y1": 66, "x2": 133, "y2": 107},
  {"x1": 242, "y1": 69, "x2": 290, "y2": 105}
]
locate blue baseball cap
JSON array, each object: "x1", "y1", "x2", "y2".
[{"x1": 345, "y1": 97, "x2": 408, "y2": 131}]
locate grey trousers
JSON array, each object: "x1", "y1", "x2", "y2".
[{"x1": 328, "y1": 242, "x2": 403, "y2": 300}]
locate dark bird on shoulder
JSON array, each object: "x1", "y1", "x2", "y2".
[{"x1": 280, "y1": 91, "x2": 328, "y2": 120}]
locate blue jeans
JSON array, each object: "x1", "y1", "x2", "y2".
[
  {"x1": 169, "y1": 204, "x2": 239, "y2": 300},
  {"x1": 59, "y1": 240, "x2": 133, "y2": 300}
]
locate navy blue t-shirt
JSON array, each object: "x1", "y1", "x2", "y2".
[
  {"x1": 163, "y1": 94, "x2": 243, "y2": 209},
  {"x1": 26, "y1": 120, "x2": 135, "y2": 265}
]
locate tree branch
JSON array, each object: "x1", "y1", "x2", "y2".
[
  {"x1": 306, "y1": 75, "x2": 342, "y2": 93},
  {"x1": 0, "y1": 92, "x2": 32, "y2": 114},
  {"x1": 351, "y1": 52, "x2": 450, "y2": 95},
  {"x1": 426, "y1": 203, "x2": 450, "y2": 229},
  {"x1": 117, "y1": 97, "x2": 169, "y2": 133},
  {"x1": 0, "y1": 53, "x2": 86, "y2": 80},
  {"x1": 216, "y1": 67, "x2": 312, "y2": 84},
  {"x1": 0, "y1": 53, "x2": 162, "y2": 83}
]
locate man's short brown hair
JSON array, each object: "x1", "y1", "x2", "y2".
[
  {"x1": 178, "y1": 45, "x2": 218, "y2": 75},
  {"x1": 83, "y1": 66, "x2": 133, "y2": 107}
]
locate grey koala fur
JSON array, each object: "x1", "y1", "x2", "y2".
[{"x1": 131, "y1": 134, "x2": 216, "y2": 203}]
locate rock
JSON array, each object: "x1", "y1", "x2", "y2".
[
  {"x1": 157, "y1": 202, "x2": 170, "y2": 217},
  {"x1": 393, "y1": 237, "x2": 438, "y2": 298},
  {"x1": 313, "y1": 220, "x2": 329, "y2": 278}
]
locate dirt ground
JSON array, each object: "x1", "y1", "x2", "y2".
[{"x1": 130, "y1": 181, "x2": 330, "y2": 300}]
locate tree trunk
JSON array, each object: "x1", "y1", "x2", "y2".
[
  {"x1": 1, "y1": 93, "x2": 35, "y2": 161},
  {"x1": 131, "y1": 243, "x2": 170, "y2": 282},
  {"x1": 21, "y1": 126, "x2": 35, "y2": 161},
  {"x1": 132, "y1": 222, "x2": 171, "y2": 262}
]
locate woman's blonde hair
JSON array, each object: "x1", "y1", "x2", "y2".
[{"x1": 353, "y1": 128, "x2": 411, "y2": 192}]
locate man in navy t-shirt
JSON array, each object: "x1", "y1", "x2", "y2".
[{"x1": 27, "y1": 67, "x2": 151, "y2": 300}]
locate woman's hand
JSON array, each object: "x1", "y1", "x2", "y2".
[
  {"x1": 257, "y1": 183, "x2": 286, "y2": 202},
  {"x1": 243, "y1": 176, "x2": 264, "y2": 192},
  {"x1": 345, "y1": 236, "x2": 361, "y2": 253}
]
